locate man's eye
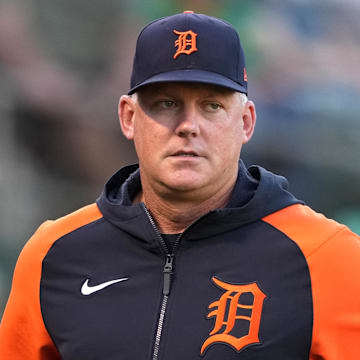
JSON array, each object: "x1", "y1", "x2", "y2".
[
  {"x1": 205, "y1": 102, "x2": 222, "y2": 111},
  {"x1": 158, "y1": 100, "x2": 176, "y2": 109}
]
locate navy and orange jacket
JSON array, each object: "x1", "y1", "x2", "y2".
[{"x1": 1, "y1": 162, "x2": 359, "y2": 359}]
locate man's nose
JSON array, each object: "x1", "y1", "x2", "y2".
[{"x1": 175, "y1": 106, "x2": 200, "y2": 137}]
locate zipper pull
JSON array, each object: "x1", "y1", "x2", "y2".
[{"x1": 163, "y1": 254, "x2": 174, "y2": 296}]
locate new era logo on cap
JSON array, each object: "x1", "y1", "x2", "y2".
[{"x1": 128, "y1": 11, "x2": 248, "y2": 95}]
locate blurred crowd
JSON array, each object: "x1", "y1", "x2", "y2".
[{"x1": 1, "y1": 0, "x2": 359, "y2": 316}]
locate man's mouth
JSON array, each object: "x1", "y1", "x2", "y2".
[{"x1": 171, "y1": 151, "x2": 199, "y2": 157}]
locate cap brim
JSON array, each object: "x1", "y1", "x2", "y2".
[{"x1": 128, "y1": 69, "x2": 247, "y2": 95}]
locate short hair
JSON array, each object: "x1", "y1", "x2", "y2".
[{"x1": 239, "y1": 93, "x2": 248, "y2": 105}]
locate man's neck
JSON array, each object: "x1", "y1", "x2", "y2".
[{"x1": 135, "y1": 181, "x2": 236, "y2": 234}]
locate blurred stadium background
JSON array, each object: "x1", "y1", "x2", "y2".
[{"x1": 1, "y1": 0, "x2": 359, "y2": 318}]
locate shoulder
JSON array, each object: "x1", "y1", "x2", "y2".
[
  {"x1": 18, "y1": 203, "x2": 103, "y2": 273},
  {"x1": 33, "y1": 203, "x2": 103, "y2": 243},
  {"x1": 262, "y1": 203, "x2": 359, "y2": 258},
  {"x1": 263, "y1": 205, "x2": 360, "y2": 359},
  {"x1": 0, "y1": 204, "x2": 103, "y2": 358},
  {"x1": 6, "y1": 203, "x2": 103, "y2": 321}
]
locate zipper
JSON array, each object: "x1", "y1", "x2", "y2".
[
  {"x1": 142, "y1": 204, "x2": 182, "y2": 360},
  {"x1": 152, "y1": 254, "x2": 175, "y2": 360},
  {"x1": 163, "y1": 254, "x2": 174, "y2": 296},
  {"x1": 142, "y1": 204, "x2": 212, "y2": 359}
]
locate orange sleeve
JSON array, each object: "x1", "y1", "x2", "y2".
[
  {"x1": 0, "y1": 203, "x2": 102, "y2": 359},
  {"x1": 263, "y1": 204, "x2": 360, "y2": 360}
]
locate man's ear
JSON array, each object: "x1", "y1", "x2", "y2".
[
  {"x1": 119, "y1": 95, "x2": 136, "y2": 140},
  {"x1": 242, "y1": 100, "x2": 256, "y2": 144}
]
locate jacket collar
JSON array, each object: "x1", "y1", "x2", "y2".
[{"x1": 96, "y1": 161, "x2": 303, "y2": 241}]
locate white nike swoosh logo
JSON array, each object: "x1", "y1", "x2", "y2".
[{"x1": 81, "y1": 277, "x2": 129, "y2": 296}]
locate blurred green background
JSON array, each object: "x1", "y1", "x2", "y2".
[{"x1": 1, "y1": 0, "x2": 359, "y2": 318}]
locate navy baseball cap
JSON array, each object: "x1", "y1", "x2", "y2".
[{"x1": 128, "y1": 11, "x2": 248, "y2": 95}]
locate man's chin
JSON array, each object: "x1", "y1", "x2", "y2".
[
  {"x1": 164, "y1": 181, "x2": 212, "y2": 200},
  {"x1": 160, "y1": 174, "x2": 208, "y2": 194}
]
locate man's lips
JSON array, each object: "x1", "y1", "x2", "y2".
[{"x1": 170, "y1": 150, "x2": 200, "y2": 157}]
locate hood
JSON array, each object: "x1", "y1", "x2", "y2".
[{"x1": 96, "y1": 161, "x2": 303, "y2": 241}]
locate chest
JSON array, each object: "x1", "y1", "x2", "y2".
[{"x1": 40, "y1": 225, "x2": 312, "y2": 359}]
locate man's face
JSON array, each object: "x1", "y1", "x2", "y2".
[{"x1": 119, "y1": 82, "x2": 256, "y2": 200}]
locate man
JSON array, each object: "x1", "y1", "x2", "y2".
[{"x1": 0, "y1": 11, "x2": 359, "y2": 360}]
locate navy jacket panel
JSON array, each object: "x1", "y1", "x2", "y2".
[
  {"x1": 40, "y1": 218, "x2": 165, "y2": 359},
  {"x1": 161, "y1": 220, "x2": 312, "y2": 359}
]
